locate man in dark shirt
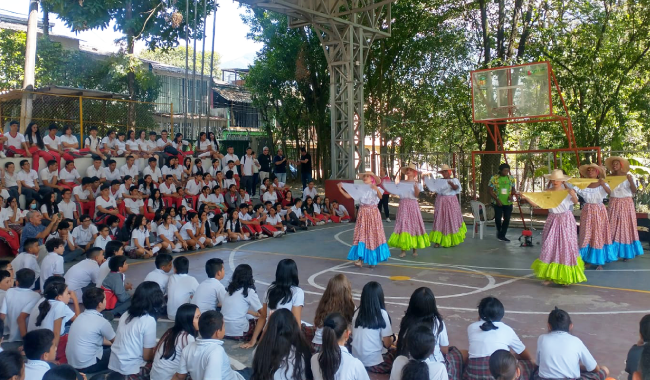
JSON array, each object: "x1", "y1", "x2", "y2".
[
  {"x1": 258, "y1": 146, "x2": 272, "y2": 186},
  {"x1": 627, "y1": 315, "x2": 650, "y2": 380},
  {"x1": 273, "y1": 148, "x2": 287, "y2": 183},
  {"x1": 299, "y1": 147, "x2": 312, "y2": 190}
]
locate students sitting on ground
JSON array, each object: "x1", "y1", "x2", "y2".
[
  {"x1": 265, "y1": 259, "x2": 304, "y2": 325},
  {"x1": 289, "y1": 198, "x2": 309, "y2": 230},
  {"x1": 222, "y1": 264, "x2": 265, "y2": 348},
  {"x1": 225, "y1": 209, "x2": 250, "y2": 242},
  {"x1": 390, "y1": 324, "x2": 448, "y2": 380},
  {"x1": 94, "y1": 223, "x2": 112, "y2": 250},
  {"x1": 128, "y1": 215, "x2": 162, "y2": 259},
  {"x1": 42, "y1": 364, "x2": 83, "y2": 380},
  {"x1": 0, "y1": 350, "x2": 25, "y2": 380},
  {"x1": 63, "y1": 247, "x2": 104, "y2": 301},
  {"x1": 0, "y1": 268, "x2": 40, "y2": 342},
  {"x1": 157, "y1": 213, "x2": 188, "y2": 253},
  {"x1": 166, "y1": 257, "x2": 200, "y2": 320},
  {"x1": 330, "y1": 200, "x2": 350, "y2": 223},
  {"x1": 71, "y1": 215, "x2": 98, "y2": 252},
  {"x1": 151, "y1": 303, "x2": 200, "y2": 380},
  {"x1": 101, "y1": 255, "x2": 132, "y2": 317},
  {"x1": 262, "y1": 204, "x2": 286, "y2": 237},
  {"x1": 144, "y1": 253, "x2": 173, "y2": 295},
  {"x1": 66, "y1": 287, "x2": 116, "y2": 373},
  {"x1": 48, "y1": 220, "x2": 84, "y2": 263},
  {"x1": 24, "y1": 329, "x2": 57, "y2": 380},
  {"x1": 107, "y1": 282, "x2": 164, "y2": 378},
  {"x1": 239, "y1": 203, "x2": 265, "y2": 239},
  {"x1": 488, "y1": 350, "x2": 521, "y2": 380},
  {"x1": 192, "y1": 258, "x2": 227, "y2": 314},
  {"x1": 96, "y1": 240, "x2": 123, "y2": 289},
  {"x1": 11, "y1": 238, "x2": 41, "y2": 288}
]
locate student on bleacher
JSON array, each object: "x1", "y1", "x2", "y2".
[
  {"x1": 47, "y1": 221, "x2": 83, "y2": 264},
  {"x1": 351, "y1": 281, "x2": 396, "y2": 373},
  {"x1": 60, "y1": 126, "x2": 89, "y2": 158},
  {"x1": 101, "y1": 130, "x2": 119, "y2": 157},
  {"x1": 86, "y1": 156, "x2": 107, "y2": 183},
  {"x1": 627, "y1": 315, "x2": 650, "y2": 380},
  {"x1": 101, "y1": 255, "x2": 132, "y2": 316},
  {"x1": 57, "y1": 188, "x2": 78, "y2": 223},
  {"x1": 4, "y1": 120, "x2": 31, "y2": 159},
  {"x1": 160, "y1": 174, "x2": 182, "y2": 208},
  {"x1": 24, "y1": 329, "x2": 57, "y2": 380},
  {"x1": 115, "y1": 132, "x2": 127, "y2": 157},
  {"x1": 312, "y1": 312, "x2": 369, "y2": 380},
  {"x1": 151, "y1": 303, "x2": 200, "y2": 380},
  {"x1": 2, "y1": 196, "x2": 25, "y2": 236},
  {"x1": 3, "y1": 162, "x2": 20, "y2": 200},
  {"x1": 143, "y1": 253, "x2": 173, "y2": 295},
  {"x1": 120, "y1": 155, "x2": 140, "y2": 182},
  {"x1": 536, "y1": 308, "x2": 608, "y2": 380},
  {"x1": 107, "y1": 281, "x2": 164, "y2": 378},
  {"x1": 25, "y1": 122, "x2": 58, "y2": 170},
  {"x1": 73, "y1": 177, "x2": 95, "y2": 217},
  {"x1": 40, "y1": 192, "x2": 59, "y2": 224},
  {"x1": 143, "y1": 157, "x2": 163, "y2": 184},
  {"x1": 18, "y1": 159, "x2": 43, "y2": 204},
  {"x1": 64, "y1": 247, "x2": 104, "y2": 300},
  {"x1": 222, "y1": 264, "x2": 265, "y2": 348},
  {"x1": 58, "y1": 160, "x2": 81, "y2": 190},
  {"x1": 145, "y1": 189, "x2": 164, "y2": 221},
  {"x1": 225, "y1": 183, "x2": 242, "y2": 209},
  {"x1": 66, "y1": 287, "x2": 116, "y2": 373},
  {"x1": 40, "y1": 160, "x2": 63, "y2": 200},
  {"x1": 390, "y1": 324, "x2": 447, "y2": 380},
  {"x1": 103, "y1": 159, "x2": 122, "y2": 182},
  {"x1": 185, "y1": 172, "x2": 204, "y2": 209},
  {"x1": 465, "y1": 297, "x2": 533, "y2": 380},
  {"x1": 0, "y1": 350, "x2": 25, "y2": 380},
  {"x1": 192, "y1": 258, "x2": 226, "y2": 314},
  {"x1": 0, "y1": 200, "x2": 20, "y2": 254},
  {"x1": 193, "y1": 158, "x2": 205, "y2": 176},
  {"x1": 125, "y1": 186, "x2": 145, "y2": 216},
  {"x1": 0, "y1": 268, "x2": 40, "y2": 341},
  {"x1": 265, "y1": 259, "x2": 304, "y2": 325},
  {"x1": 96, "y1": 241, "x2": 123, "y2": 289},
  {"x1": 166, "y1": 257, "x2": 199, "y2": 320},
  {"x1": 85, "y1": 126, "x2": 107, "y2": 160},
  {"x1": 71, "y1": 214, "x2": 98, "y2": 251},
  {"x1": 251, "y1": 308, "x2": 313, "y2": 380},
  {"x1": 95, "y1": 184, "x2": 125, "y2": 226}
]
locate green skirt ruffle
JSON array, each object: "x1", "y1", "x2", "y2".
[
  {"x1": 530, "y1": 257, "x2": 587, "y2": 285},
  {"x1": 387, "y1": 232, "x2": 431, "y2": 250},
  {"x1": 429, "y1": 223, "x2": 467, "y2": 247}
]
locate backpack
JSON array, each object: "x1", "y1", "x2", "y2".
[{"x1": 101, "y1": 287, "x2": 118, "y2": 310}]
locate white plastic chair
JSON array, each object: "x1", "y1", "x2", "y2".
[{"x1": 470, "y1": 200, "x2": 487, "y2": 239}]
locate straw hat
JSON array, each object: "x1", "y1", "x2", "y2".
[
  {"x1": 543, "y1": 169, "x2": 571, "y2": 182},
  {"x1": 604, "y1": 156, "x2": 630, "y2": 173},
  {"x1": 400, "y1": 163, "x2": 420, "y2": 174},
  {"x1": 358, "y1": 171, "x2": 381, "y2": 185},
  {"x1": 579, "y1": 163, "x2": 606, "y2": 178},
  {"x1": 437, "y1": 164, "x2": 452, "y2": 173}
]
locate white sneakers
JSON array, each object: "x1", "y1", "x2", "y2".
[
  {"x1": 0, "y1": 151, "x2": 6, "y2": 158},
  {"x1": 273, "y1": 231, "x2": 284, "y2": 238},
  {"x1": 317, "y1": 221, "x2": 326, "y2": 226},
  {"x1": 386, "y1": 218, "x2": 391, "y2": 222}
]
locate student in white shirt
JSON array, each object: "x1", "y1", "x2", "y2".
[
  {"x1": 143, "y1": 253, "x2": 173, "y2": 294},
  {"x1": 66, "y1": 287, "x2": 116, "y2": 373},
  {"x1": 10, "y1": 238, "x2": 40, "y2": 287},
  {"x1": 115, "y1": 132, "x2": 127, "y2": 156},
  {"x1": 23, "y1": 329, "x2": 58, "y2": 380},
  {"x1": 222, "y1": 146, "x2": 241, "y2": 174},
  {"x1": 536, "y1": 308, "x2": 609, "y2": 380},
  {"x1": 39, "y1": 160, "x2": 62, "y2": 196},
  {"x1": 162, "y1": 157, "x2": 183, "y2": 186},
  {"x1": 96, "y1": 241, "x2": 124, "y2": 289},
  {"x1": 129, "y1": 215, "x2": 162, "y2": 259},
  {"x1": 101, "y1": 130, "x2": 118, "y2": 156},
  {"x1": 60, "y1": 125, "x2": 88, "y2": 157},
  {"x1": 85, "y1": 126, "x2": 107, "y2": 160},
  {"x1": 151, "y1": 303, "x2": 200, "y2": 380},
  {"x1": 94, "y1": 224, "x2": 112, "y2": 249},
  {"x1": 264, "y1": 259, "x2": 304, "y2": 326},
  {"x1": 166, "y1": 256, "x2": 199, "y2": 320},
  {"x1": 108, "y1": 281, "x2": 164, "y2": 377},
  {"x1": 157, "y1": 213, "x2": 187, "y2": 253},
  {"x1": 125, "y1": 130, "x2": 143, "y2": 158},
  {"x1": 17, "y1": 159, "x2": 42, "y2": 203},
  {"x1": 303, "y1": 180, "x2": 318, "y2": 200},
  {"x1": 58, "y1": 160, "x2": 81, "y2": 187},
  {"x1": 71, "y1": 216, "x2": 98, "y2": 251},
  {"x1": 222, "y1": 264, "x2": 264, "y2": 347},
  {"x1": 312, "y1": 312, "x2": 369, "y2": 380},
  {"x1": 125, "y1": 186, "x2": 145, "y2": 215},
  {"x1": 0, "y1": 268, "x2": 41, "y2": 342},
  {"x1": 143, "y1": 157, "x2": 163, "y2": 183},
  {"x1": 63, "y1": 247, "x2": 104, "y2": 300},
  {"x1": 390, "y1": 325, "x2": 448, "y2": 380},
  {"x1": 191, "y1": 258, "x2": 227, "y2": 313},
  {"x1": 156, "y1": 130, "x2": 173, "y2": 151},
  {"x1": 86, "y1": 156, "x2": 107, "y2": 182},
  {"x1": 196, "y1": 132, "x2": 219, "y2": 158},
  {"x1": 180, "y1": 212, "x2": 211, "y2": 249},
  {"x1": 56, "y1": 188, "x2": 78, "y2": 222},
  {"x1": 250, "y1": 308, "x2": 313, "y2": 380},
  {"x1": 39, "y1": 238, "x2": 66, "y2": 291},
  {"x1": 104, "y1": 159, "x2": 122, "y2": 182},
  {"x1": 120, "y1": 155, "x2": 140, "y2": 181}
]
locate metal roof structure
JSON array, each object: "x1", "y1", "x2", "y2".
[{"x1": 0, "y1": 86, "x2": 129, "y2": 101}]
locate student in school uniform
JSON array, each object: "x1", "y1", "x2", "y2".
[
  {"x1": 93, "y1": 224, "x2": 112, "y2": 249},
  {"x1": 191, "y1": 258, "x2": 227, "y2": 314},
  {"x1": 0, "y1": 268, "x2": 41, "y2": 342},
  {"x1": 390, "y1": 324, "x2": 448, "y2": 380},
  {"x1": 96, "y1": 241, "x2": 124, "y2": 289},
  {"x1": 23, "y1": 329, "x2": 57, "y2": 380},
  {"x1": 626, "y1": 315, "x2": 650, "y2": 380},
  {"x1": 60, "y1": 125, "x2": 90, "y2": 158},
  {"x1": 95, "y1": 184, "x2": 125, "y2": 227},
  {"x1": 101, "y1": 256, "x2": 133, "y2": 316},
  {"x1": 57, "y1": 189, "x2": 79, "y2": 223},
  {"x1": 143, "y1": 157, "x2": 163, "y2": 184},
  {"x1": 222, "y1": 264, "x2": 265, "y2": 348},
  {"x1": 145, "y1": 189, "x2": 164, "y2": 221},
  {"x1": 536, "y1": 308, "x2": 609, "y2": 380},
  {"x1": 107, "y1": 281, "x2": 164, "y2": 378},
  {"x1": 0, "y1": 350, "x2": 25, "y2": 380},
  {"x1": 264, "y1": 259, "x2": 304, "y2": 326},
  {"x1": 143, "y1": 253, "x2": 173, "y2": 295},
  {"x1": 239, "y1": 203, "x2": 265, "y2": 239},
  {"x1": 58, "y1": 160, "x2": 81, "y2": 190},
  {"x1": 151, "y1": 303, "x2": 200, "y2": 380},
  {"x1": 71, "y1": 215, "x2": 98, "y2": 251},
  {"x1": 351, "y1": 281, "x2": 396, "y2": 374},
  {"x1": 39, "y1": 238, "x2": 65, "y2": 291},
  {"x1": 46, "y1": 220, "x2": 84, "y2": 263},
  {"x1": 128, "y1": 215, "x2": 162, "y2": 259},
  {"x1": 166, "y1": 257, "x2": 199, "y2": 320},
  {"x1": 11, "y1": 238, "x2": 41, "y2": 287},
  {"x1": 185, "y1": 173, "x2": 204, "y2": 209},
  {"x1": 160, "y1": 175, "x2": 182, "y2": 208},
  {"x1": 104, "y1": 160, "x2": 122, "y2": 182},
  {"x1": 488, "y1": 350, "x2": 535, "y2": 380},
  {"x1": 66, "y1": 287, "x2": 116, "y2": 373},
  {"x1": 63, "y1": 247, "x2": 104, "y2": 301},
  {"x1": 251, "y1": 308, "x2": 313, "y2": 380},
  {"x1": 157, "y1": 213, "x2": 188, "y2": 253},
  {"x1": 330, "y1": 200, "x2": 351, "y2": 223},
  {"x1": 262, "y1": 204, "x2": 286, "y2": 237},
  {"x1": 72, "y1": 177, "x2": 95, "y2": 217},
  {"x1": 464, "y1": 297, "x2": 533, "y2": 380}
]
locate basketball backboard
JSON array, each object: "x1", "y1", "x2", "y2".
[{"x1": 471, "y1": 62, "x2": 552, "y2": 122}]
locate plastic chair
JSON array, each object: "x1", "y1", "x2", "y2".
[{"x1": 470, "y1": 200, "x2": 487, "y2": 239}]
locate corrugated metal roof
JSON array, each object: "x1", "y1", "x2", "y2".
[
  {"x1": 0, "y1": 86, "x2": 129, "y2": 101},
  {"x1": 214, "y1": 85, "x2": 252, "y2": 104}
]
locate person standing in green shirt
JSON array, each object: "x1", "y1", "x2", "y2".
[{"x1": 488, "y1": 163, "x2": 517, "y2": 242}]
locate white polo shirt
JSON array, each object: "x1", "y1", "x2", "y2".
[
  {"x1": 95, "y1": 196, "x2": 116, "y2": 217},
  {"x1": 87, "y1": 165, "x2": 107, "y2": 179},
  {"x1": 0, "y1": 287, "x2": 41, "y2": 342},
  {"x1": 58, "y1": 200, "x2": 78, "y2": 219},
  {"x1": 198, "y1": 140, "x2": 213, "y2": 151},
  {"x1": 73, "y1": 185, "x2": 91, "y2": 200},
  {"x1": 143, "y1": 166, "x2": 162, "y2": 182},
  {"x1": 96, "y1": 260, "x2": 111, "y2": 289},
  {"x1": 241, "y1": 155, "x2": 255, "y2": 176},
  {"x1": 266, "y1": 285, "x2": 304, "y2": 314},
  {"x1": 467, "y1": 321, "x2": 526, "y2": 359},
  {"x1": 151, "y1": 332, "x2": 196, "y2": 380},
  {"x1": 10, "y1": 252, "x2": 40, "y2": 282},
  {"x1": 157, "y1": 138, "x2": 172, "y2": 149},
  {"x1": 66, "y1": 309, "x2": 116, "y2": 369},
  {"x1": 159, "y1": 182, "x2": 176, "y2": 195},
  {"x1": 115, "y1": 140, "x2": 126, "y2": 153},
  {"x1": 180, "y1": 222, "x2": 197, "y2": 240},
  {"x1": 43, "y1": 134, "x2": 61, "y2": 151},
  {"x1": 120, "y1": 164, "x2": 139, "y2": 179},
  {"x1": 4, "y1": 132, "x2": 25, "y2": 149},
  {"x1": 101, "y1": 136, "x2": 117, "y2": 149},
  {"x1": 40, "y1": 252, "x2": 64, "y2": 290},
  {"x1": 222, "y1": 153, "x2": 239, "y2": 173},
  {"x1": 17, "y1": 169, "x2": 38, "y2": 187},
  {"x1": 108, "y1": 312, "x2": 157, "y2": 375},
  {"x1": 59, "y1": 168, "x2": 80, "y2": 183},
  {"x1": 104, "y1": 167, "x2": 122, "y2": 181},
  {"x1": 263, "y1": 191, "x2": 278, "y2": 203},
  {"x1": 94, "y1": 235, "x2": 112, "y2": 250},
  {"x1": 4, "y1": 171, "x2": 18, "y2": 187},
  {"x1": 157, "y1": 224, "x2": 178, "y2": 243},
  {"x1": 178, "y1": 339, "x2": 245, "y2": 380},
  {"x1": 390, "y1": 356, "x2": 447, "y2": 380},
  {"x1": 186, "y1": 179, "x2": 204, "y2": 195},
  {"x1": 222, "y1": 288, "x2": 263, "y2": 337},
  {"x1": 536, "y1": 331, "x2": 598, "y2": 379},
  {"x1": 85, "y1": 135, "x2": 102, "y2": 151},
  {"x1": 125, "y1": 198, "x2": 144, "y2": 215},
  {"x1": 303, "y1": 186, "x2": 318, "y2": 200},
  {"x1": 129, "y1": 227, "x2": 148, "y2": 250},
  {"x1": 39, "y1": 168, "x2": 57, "y2": 186},
  {"x1": 191, "y1": 278, "x2": 227, "y2": 313},
  {"x1": 144, "y1": 268, "x2": 171, "y2": 294},
  {"x1": 166, "y1": 273, "x2": 199, "y2": 319},
  {"x1": 60, "y1": 134, "x2": 78, "y2": 148},
  {"x1": 351, "y1": 308, "x2": 394, "y2": 367},
  {"x1": 290, "y1": 206, "x2": 303, "y2": 218},
  {"x1": 24, "y1": 360, "x2": 52, "y2": 380},
  {"x1": 125, "y1": 139, "x2": 140, "y2": 151},
  {"x1": 266, "y1": 214, "x2": 283, "y2": 226},
  {"x1": 162, "y1": 165, "x2": 182, "y2": 181},
  {"x1": 72, "y1": 224, "x2": 98, "y2": 247},
  {"x1": 27, "y1": 299, "x2": 75, "y2": 335},
  {"x1": 64, "y1": 258, "x2": 100, "y2": 300},
  {"x1": 312, "y1": 346, "x2": 369, "y2": 380}
]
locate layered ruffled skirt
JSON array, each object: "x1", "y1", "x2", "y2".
[
  {"x1": 348, "y1": 205, "x2": 390, "y2": 265},
  {"x1": 430, "y1": 195, "x2": 466, "y2": 247},
  {"x1": 609, "y1": 197, "x2": 644, "y2": 260},
  {"x1": 387, "y1": 198, "x2": 431, "y2": 250},
  {"x1": 579, "y1": 203, "x2": 617, "y2": 266}
]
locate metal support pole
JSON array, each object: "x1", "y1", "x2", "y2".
[
  {"x1": 198, "y1": 0, "x2": 208, "y2": 133},
  {"x1": 192, "y1": 0, "x2": 199, "y2": 139},
  {"x1": 20, "y1": 0, "x2": 39, "y2": 133},
  {"x1": 170, "y1": 103, "x2": 174, "y2": 135},
  {"x1": 184, "y1": 0, "x2": 190, "y2": 131},
  {"x1": 79, "y1": 97, "x2": 83, "y2": 144}
]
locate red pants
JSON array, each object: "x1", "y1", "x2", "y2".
[
  {"x1": 315, "y1": 214, "x2": 328, "y2": 222},
  {"x1": 330, "y1": 215, "x2": 350, "y2": 223},
  {"x1": 243, "y1": 223, "x2": 262, "y2": 234},
  {"x1": 59, "y1": 182, "x2": 78, "y2": 192},
  {"x1": 63, "y1": 148, "x2": 90, "y2": 158},
  {"x1": 117, "y1": 201, "x2": 126, "y2": 215},
  {"x1": 144, "y1": 211, "x2": 156, "y2": 221},
  {"x1": 163, "y1": 196, "x2": 182, "y2": 208},
  {"x1": 5, "y1": 146, "x2": 58, "y2": 171},
  {"x1": 79, "y1": 201, "x2": 95, "y2": 218},
  {"x1": 0, "y1": 229, "x2": 20, "y2": 255},
  {"x1": 56, "y1": 333, "x2": 69, "y2": 364},
  {"x1": 261, "y1": 224, "x2": 279, "y2": 236}
]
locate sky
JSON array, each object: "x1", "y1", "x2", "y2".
[{"x1": 0, "y1": 0, "x2": 262, "y2": 68}]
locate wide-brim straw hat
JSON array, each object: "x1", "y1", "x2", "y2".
[
  {"x1": 437, "y1": 164, "x2": 452, "y2": 173},
  {"x1": 579, "y1": 163, "x2": 606, "y2": 178},
  {"x1": 604, "y1": 156, "x2": 630, "y2": 173},
  {"x1": 543, "y1": 169, "x2": 571, "y2": 182},
  {"x1": 358, "y1": 171, "x2": 381, "y2": 184},
  {"x1": 400, "y1": 163, "x2": 420, "y2": 174}
]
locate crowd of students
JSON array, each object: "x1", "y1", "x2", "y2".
[{"x1": 0, "y1": 251, "x2": 646, "y2": 380}]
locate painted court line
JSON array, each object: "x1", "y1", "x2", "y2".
[{"x1": 333, "y1": 269, "x2": 481, "y2": 290}]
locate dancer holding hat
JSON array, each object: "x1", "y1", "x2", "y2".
[
  {"x1": 526, "y1": 169, "x2": 586, "y2": 285},
  {"x1": 338, "y1": 172, "x2": 391, "y2": 268},
  {"x1": 605, "y1": 156, "x2": 643, "y2": 261},
  {"x1": 428, "y1": 165, "x2": 466, "y2": 248},
  {"x1": 385, "y1": 163, "x2": 431, "y2": 257},
  {"x1": 571, "y1": 163, "x2": 615, "y2": 270}
]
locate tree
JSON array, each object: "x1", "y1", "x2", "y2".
[{"x1": 139, "y1": 46, "x2": 221, "y2": 77}]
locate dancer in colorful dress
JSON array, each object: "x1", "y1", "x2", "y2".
[
  {"x1": 427, "y1": 165, "x2": 466, "y2": 248},
  {"x1": 385, "y1": 163, "x2": 431, "y2": 257},
  {"x1": 605, "y1": 156, "x2": 644, "y2": 261},
  {"x1": 338, "y1": 172, "x2": 390, "y2": 268},
  {"x1": 571, "y1": 163, "x2": 616, "y2": 270},
  {"x1": 526, "y1": 169, "x2": 586, "y2": 286}
]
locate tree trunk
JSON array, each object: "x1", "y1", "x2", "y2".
[
  {"x1": 42, "y1": 3, "x2": 50, "y2": 38},
  {"x1": 479, "y1": 0, "x2": 491, "y2": 66},
  {"x1": 126, "y1": 0, "x2": 136, "y2": 127}
]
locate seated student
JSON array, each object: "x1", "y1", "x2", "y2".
[
  {"x1": 125, "y1": 186, "x2": 145, "y2": 216},
  {"x1": 311, "y1": 312, "x2": 368, "y2": 380},
  {"x1": 282, "y1": 190, "x2": 295, "y2": 211},
  {"x1": 66, "y1": 287, "x2": 116, "y2": 373},
  {"x1": 627, "y1": 315, "x2": 650, "y2": 380},
  {"x1": 210, "y1": 185, "x2": 227, "y2": 212},
  {"x1": 330, "y1": 200, "x2": 350, "y2": 223},
  {"x1": 0, "y1": 350, "x2": 25, "y2": 380},
  {"x1": 73, "y1": 177, "x2": 95, "y2": 217},
  {"x1": 95, "y1": 184, "x2": 126, "y2": 227},
  {"x1": 224, "y1": 167, "x2": 238, "y2": 189},
  {"x1": 261, "y1": 204, "x2": 286, "y2": 237},
  {"x1": 251, "y1": 308, "x2": 313, "y2": 380},
  {"x1": 180, "y1": 212, "x2": 209, "y2": 249},
  {"x1": 145, "y1": 189, "x2": 164, "y2": 221},
  {"x1": 351, "y1": 281, "x2": 395, "y2": 373},
  {"x1": 144, "y1": 253, "x2": 173, "y2": 295},
  {"x1": 166, "y1": 257, "x2": 200, "y2": 320},
  {"x1": 101, "y1": 256, "x2": 132, "y2": 316},
  {"x1": 157, "y1": 213, "x2": 187, "y2": 253},
  {"x1": 239, "y1": 187, "x2": 252, "y2": 205},
  {"x1": 27, "y1": 281, "x2": 79, "y2": 363},
  {"x1": 488, "y1": 350, "x2": 523, "y2": 380},
  {"x1": 71, "y1": 215, "x2": 98, "y2": 252},
  {"x1": 0, "y1": 260, "x2": 13, "y2": 280},
  {"x1": 96, "y1": 240, "x2": 124, "y2": 289},
  {"x1": 303, "y1": 196, "x2": 325, "y2": 226},
  {"x1": 465, "y1": 297, "x2": 532, "y2": 380},
  {"x1": 191, "y1": 258, "x2": 227, "y2": 314},
  {"x1": 222, "y1": 264, "x2": 265, "y2": 348},
  {"x1": 174, "y1": 310, "x2": 252, "y2": 380},
  {"x1": 198, "y1": 186, "x2": 217, "y2": 213},
  {"x1": 40, "y1": 238, "x2": 66, "y2": 291},
  {"x1": 390, "y1": 324, "x2": 448, "y2": 380},
  {"x1": 162, "y1": 157, "x2": 183, "y2": 187},
  {"x1": 264, "y1": 259, "x2": 304, "y2": 325},
  {"x1": 106, "y1": 215, "x2": 121, "y2": 237},
  {"x1": 185, "y1": 173, "x2": 204, "y2": 209},
  {"x1": 160, "y1": 175, "x2": 182, "y2": 208},
  {"x1": 151, "y1": 304, "x2": 200, "y2": 380},
  {"x1": 225, "y1": 209, "x2": 250, "y2": 242},
  {"x1": 47, "y1": 220, "x2": 84, "y2": 263},
  {"x1": 11, "y1": 238, "x2": 41, "y2": 288},
  {"x1": 128, "y1": 215, "x2": 162, "y2": 259},
  {"x1": 303, "y1": 180, "x2": 318, "y2": 200},
  {"x1": 536, "y1": 308, "x2": 609, "y2": 380},
  {"x1": 57, "y1": 188, "x2": 79, "y2": 223},
  {"x1": 0, "y1": 268, "x2": 40, "y2": 342},
  {"x1": 140, "y1": 174, "x2": 157, "y2": 199},
  {"x1": 86, "y1": 155, "x2": 107, "y2": 182},
  {"x1": 313, "y1": 195, "x2": 330, "y2": 223},
  {"x1": 108, "y1": 282, "x2": 164, "y2": 378},
  {"x1": 263, "y1": 184, "x2": 279, "y2": 204},
  {"x1": 104, "y1": 160, "x2": 122, "y2": 182},
  {"x1": 93, "y1": 223, "x2": 112, "y2": 249},
  {"x1": 239, "y1": 203, "x2": 265, "y2": 239},
  {"x1": 42, "y1": 364, "x2": 84, "y2": 380},
  {"x1": 24, "y1": 329, "x2": 57, "y2": 380},
  {"x1": 58, "y1": 160, "x2": 81, "y2": 189},
  {"x1": 63, "y1": 247, "x2": 104, "y2": 301},
  {"x1": 143, "y1": 157, "x2": 163, "y2": 184},
  {"x1": 288, "y1": 198, "x2": 310, "y2": 230},
  {"x1": 224, "y1": 184, "x2": 242, "y2": 209}
]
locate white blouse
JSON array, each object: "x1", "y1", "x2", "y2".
[
  {"x1": 438, "y1": 178, "x2": 461, "y2": 196},
  {"x1": 549, "y1": 194, "x2": 576, "y2": 214},
  {"x1": 575, "y1": 184, "x2": 608, "y2": 204},
  {"x1": 359, "y1": 187, "x2": 383, "y2": 206},
  {"x1": 611, "y1": 178, "x2": 633, "y2": 198}
]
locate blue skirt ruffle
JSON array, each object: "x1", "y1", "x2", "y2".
[{"x1": 347, "y1": 242, "x2": 391, "y2": 265}]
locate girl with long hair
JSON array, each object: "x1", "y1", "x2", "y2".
[
  {"x1": 313, "y1": 195, "x2": 329, "y2": 223},
  {"x1": 311, "y1": 312, "x2": 368, "y2": 380},
  {"x1": 251, "y1": 308, "x2": 313, "y2": 380},
  {"x1": 428, "y1": 165, "x2": 466, "y2": 248},
  {"x1": 226, "y1": 209, "x2": 250, "y2": 241},
  {"x1": 137, "y1": 130, "x2": 155, "y2": 159},
  {"x1": 145, "y1": 189, "x2": 164, "y2": 222},
  {"x1": 222, "y1": 264, "x2": 265, "y2": 348},
  {"x1": 182, "y1": 156, "x2": 194, "y2": 182},
  {"x1": 351, "y1": 281, "x2": 395, "y2": 373},
  {"x1": 321, "y1": 197, "x2": 333, "y2": 220},
  {"x1": 108, "y1": 281, "x2": 165, "y2": 377},
  {"x1": 213, "y1": 214, "x2": 230, "y2": 241},
  {"x1": 128, "y1": 215, "x2": 162, "y2": 259},
  {"x1": 139, "y1": 174, "x2": 156, "y2": 198},
  {"x1": 390, "y1": 325, "x2": 448, "y2": 380},
  {"x1": 3, "y1": 197, "x2": 24, "y2": 235},
  {"x1": 196, "y1": 132, "x2": 219, "y2": 159},
  {"x1": 125, "y1": 130, "x2": 144, "y2": 158},
  {"x1": 60, "y1": 125, "x2": 90, "y2": 158},
  {"x1": 265, "y1": 259, "x2": 304, "y2": 324},
  {"x1": 150, "y1": 303, "x2": 200, "y2": 380},
  {"x1": 24, "y1": 122, "x2": 56, "y2": 170},
  {"x1": 308, "y1": 274, "x2": 355, "y2": 352},
  {"x1": 40, "y1": 192, "x2": 59, "y2": 223},
  {"x1": 302, "y1": 196, "x2": 323, "y2": 226},
  {"x1": 261, "y1": 204, "x2": 286, "y2": 237},
  {"x1": 173, "y1": 133, "x2": 191, "y2": 162}
]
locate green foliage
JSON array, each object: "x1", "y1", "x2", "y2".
[
  {"x1": 0, "y1": 30, "x2": 29, "y2": 89},
  {"x1": 139, "y1": 46, "x2": 221, "y2": 77}
]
